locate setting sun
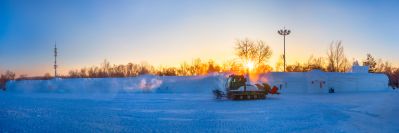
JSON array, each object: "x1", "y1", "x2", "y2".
[
  {"x1": 245, "y1": 61, "x2": 255, "y2": 71},
  {"x1": 1, "y1": 1, "x2": 399, "y2": 132}
]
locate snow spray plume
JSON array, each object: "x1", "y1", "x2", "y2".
[
  {"x1": 213, "y1": 73, "x2": 230, "y2": 90},
  {"x1": 138, "y1": 78, "x2": 163, "y2": 91},
  {"x1": 248, "y1": 72, "x2": 268, "y2": 84}
]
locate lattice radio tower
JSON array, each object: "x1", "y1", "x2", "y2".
[{"x1": 54, "y1": 42, "x2": 58, "y2": 78}]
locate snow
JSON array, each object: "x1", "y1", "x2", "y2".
[
  {"x1": 257, "y1": 70, "x2": 389, "y2": 93},
  {"x1": 351, "y1": 66, "x2": 369, "y2": 73},
  {"x1": 1, "y1": 74, "x2": 398, "y2": 132},
  {"x1": 5, "y1": 71, "x2": 389, "y2": 94},
  {"x1": 5, "y1": 75, "x2": 224, "y2": 94}
]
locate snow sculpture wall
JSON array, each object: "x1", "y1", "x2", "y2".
[{"x1": 257, "y1": 70, "x2": 389, "y2": 93}]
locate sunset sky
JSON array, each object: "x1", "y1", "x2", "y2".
[{"x1": 1, "y1": 0, "x2": 398, "y2": 76}]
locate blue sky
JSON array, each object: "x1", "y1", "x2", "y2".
[{"x1": 1, "y1": 0, "x2": 399, "y2": 76}]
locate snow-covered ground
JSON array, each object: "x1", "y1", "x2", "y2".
[{"x1": 1, "y1": 75, "x2": 399, "y2": 132}]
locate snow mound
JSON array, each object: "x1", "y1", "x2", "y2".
[
  {"x1": 4, "y1": 72, "x2": 390, "y2": 94},
  {"x1": 5, "y1": 74, "x2": 225, "y2": 94}
]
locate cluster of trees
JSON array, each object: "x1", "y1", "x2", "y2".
[
  {"x1": 68, "y1": 59, "x2": 226, "y2": 78},
  {"x1": 281, "y1": 42, "x2": 392, "y2": 72},
  {"x1": 1, "y1": 38, "x2": 399, "y2": 89},
  {"x1": 68, "y1": 60, "x2": 154, "y2": 78},
  {"x1": 156, "y1": 59, "x2": 225, "y2": 76},
  {"x1": 235, "y1": 38, "x2": 273, "y2": 73},
  {"x1": 281, "y1": 41, "x2": 350, "y2": 72},
  {"x1": 67, "y1": 38, "x2": 274, "y2": 78},
  {"x1": 362, "y1": 55, "x2": 399, "y2": 88},
  {"x1": 0, "y1": 71, "x2": 16, "y2": 90},
  {"x1": 66, "y1": 59, "x2": 256, "y2": 78}
]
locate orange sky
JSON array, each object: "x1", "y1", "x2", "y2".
[{"x1": 1, "y1": 0, "x2": 399, "y2": 76}]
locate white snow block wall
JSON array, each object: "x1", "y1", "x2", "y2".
[
  {"x1": 257, "y1": 70, "x2": 389, "y2": 93},
  {"x1": 5, "y1": 75, "x2": 223, "y2": 94},
  {"x1": 5, "y1": 71, "x2": 389, "y2": 94},
  {"x1": 326, "y1": 73, "x2": 389, "y2": 92},
  {"x1": 259, "y1": 72, "x2": 308, "y2": 93}
]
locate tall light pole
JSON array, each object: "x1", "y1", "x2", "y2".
[{"x1": 278, "y1": 27, "x2": 291, "y2": 72}]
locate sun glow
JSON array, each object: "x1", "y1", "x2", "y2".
[{"x1": 245, "y1": 61, "x2": 255, "y2": 71}]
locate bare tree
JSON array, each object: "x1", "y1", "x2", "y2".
[
  {"x1": 375, "y1": 60, "x2": 392, "y2": 73},
  {"x1": 178, "y1": 62, "x2": 191, "y2": 76},
  {"x1": 306, "y1": 55, "x2": 326, "y2": 71},
  {"x1": 0, "y1": 70, "x2": 16, "y2": 90},
  {"x1": 222, "y1": 59, "x2": 242, "y2": 73},
  {"x1": 235, "y1": 38, "x2": 273, "y2": 72},
  {"x1": 254, "y1": 40, "x2": 273, "y2": 66},
  {"x1": 235, "y1": 38, "x2": 257, "y2": 63},
  {"x1": 102, "y1": 59, "x2": 111, "y2": 77},
  {"x1": 207, "y1": 59, "x2": 220, "y2": 73},
  {"x1": 1, "y1": 70, "x2": 16, "y2": 80},
  {"x1": 44, "y1": 73, "x2": 52, "y2": 80},
  {"x1": 287, "y1": 62, "x2": 305, "y2": 72},
  {"x1": 326, "y1": 41, "x2": 349, "y2": 72}
]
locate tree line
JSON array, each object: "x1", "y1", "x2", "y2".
[
  {"x1": 1, "y1": 38, "x2": 399, "y2": 90},
  {"x1": 67, "y1": 59, "x2": 226, "y2": 78}
]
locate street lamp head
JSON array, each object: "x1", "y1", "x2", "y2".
[{"x1": 278, "y1": 28, "x2": 291, "y2": 36}]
